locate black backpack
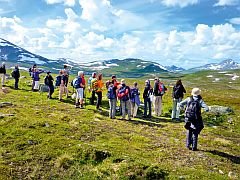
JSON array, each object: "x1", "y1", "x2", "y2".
[
  {"x1": 0, "y1": 66, "x2": 4, "y2": 74},
  {"x1": 185, "y1": 96, "x2": 201, "y2": 123},
  {"x1": 173, "y1": 85, "x2": 181, "y2": 99}
]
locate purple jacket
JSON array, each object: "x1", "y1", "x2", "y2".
[{"x1": 32, "y1": 71, "x2": 43, "y2": 81}]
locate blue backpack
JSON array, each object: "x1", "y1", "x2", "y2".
[
  {"x1": 118, "y1": 86, "x2": 129, "y2": 101},
  {"x1": 55, "y1": 76, "x2": 61, "y2": 86},
  {"x1": 107, "y1": 86, "x2": 116, "y2": 99},
  {"x1": 72, "y1": 77, "x2": 82, "y2": 89}
]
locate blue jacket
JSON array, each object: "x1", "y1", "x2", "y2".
[{"x1": 130, "y1": 88, "x2": 140, "y2": 106}]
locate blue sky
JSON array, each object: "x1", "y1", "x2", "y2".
[{"x1": 1, "y1": 0, "x2": 240, "y2": 68}]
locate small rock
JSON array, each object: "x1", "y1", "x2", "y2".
[
  {"x1": 219, "y1": 169, "x2": 224, "y2": 174},
  {"x1": 209, "y1": 105, "x2": 233, "y2": 115},
  {"x1": 20, "y1": 76, "x2": 26, "y2": 79},
  {"x1": 228, "y1": 171, "x2": 237, "y2": 179},
  {"x1": 228, "y1": 118, "x2": 233, "y2": 124},
  {"x1": 0, "y1": 102, "x2": 13, "y2": 108},
  {"x1": 45, "y1": 123, "x2": 50, "y2": 127}
]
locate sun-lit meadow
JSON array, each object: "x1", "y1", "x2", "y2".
[{"x1": 0, "y1": 69, "x2": 239, "y2": 179}]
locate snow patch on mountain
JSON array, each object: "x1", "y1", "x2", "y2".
[{"x1": 18, "y1": 55, "x2": 46, "y2": 64}]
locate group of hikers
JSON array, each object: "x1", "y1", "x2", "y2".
[{"x1": 0, "y1": 62, "x2": 209, "y2": 151}]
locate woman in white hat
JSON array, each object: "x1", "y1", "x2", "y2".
[{"x1": 179, "y1": 88, "x2": 209, "y2": 151}]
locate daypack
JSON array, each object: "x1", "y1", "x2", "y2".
[
  {"x1": 72, "y1": 77, "x2": 82, "y2": 89},
  {"x1": 185, "y1": 96, "x2": 201, "y2": 123},
  {"x1": 118, "y1": 86, "x2": 129, "y2": 101},
  {"x1": 0, "y1": 66, "x2": 4, "y2": 74},
  {"x1": 55, "y1": 76, "x2": 61, "y2": 86},
  {"x1": 44, "y1": 76, "x2": 49, "y2": 86},
  {"x1": 173, "y1": 85, "x2": 181, "y2": 99},
  {"x1": 107, "y1": 86, "x2": 116, "y2": 99},
  {"x1": 159, "y1": 83, "x2": 167, "y2": 95},
  {"x1": 130, "y1": 88, "x2": 139, "y2": 99},
  {"x1": 91, "y1": 78, "x2": 98, "y2": 91},
  {"x1": 11, "y1": 70, "x2": 16, "y2": 78}
]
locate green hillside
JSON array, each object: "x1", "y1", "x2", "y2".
[{"x1": 0, "y1": 70, "x2": 239, "y2": 179}]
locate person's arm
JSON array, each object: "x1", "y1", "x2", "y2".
[
  {"x1": 179, "y1": 97, "x2": 189, "y2": 109},
  {"x1": 182, "y1": 85, "x2": 186, "y2": 93},
  {"x1": 200, "y1": 99, "x2": 209, "y2": 112}
]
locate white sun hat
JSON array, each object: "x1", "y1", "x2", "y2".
[{"x1": 191, "y1": 88, "x2": 201, "y2": 96}]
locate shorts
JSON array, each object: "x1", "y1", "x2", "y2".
[
  {"x1": 76, "y1": 88, "x2": 84, "y2": 99},
  {"x1": 34, "y1": 81, "x2": 40, "y2": 90}
]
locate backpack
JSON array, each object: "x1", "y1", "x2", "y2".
[
  {"x1": 131, "y1": 88, "x2": 139, "y2": 99},
  {"x1": 72, "y1": 77, "x2": 82, "y2": 89},
  {"x1": 107, "y1": 86, "x2": 116, "y2": 99},
  {"x1": 118, "y1": 86, "x2": 129, "y2": 101},
  {"x1": 91, "y1": 78, "x2": 98, "y2": 91},
  {"x1": 0, "y1": 66, "x2": 4, "y2": 74},
  {"x1": 173, "y1": 85, "x2": 181, "y2": 99},
  {"x1": 185, "y1": 96, "x2": 201, "y2": 123},
  {"x1": 159, "y1": 83, "x2": 167, "y2": 95},
  {"x1": 55, "y1": 76, "x2": 61, "y2": 86},
  {"x1": 11, "y1": 70, "x2": 16, "y2": 78},
  {"x1": 44, "y1": 76, "x2": 49, "y2": 86}
]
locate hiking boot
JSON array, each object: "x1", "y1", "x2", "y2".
[
  {"x1": 192, "y1": 148, "x2": 198, "y2": 151},
  {"x1": 80, "y1": 104, "x2": 84, "y2": 109}
]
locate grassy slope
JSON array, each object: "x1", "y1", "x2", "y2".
[{"x1": 0, "y1": 70, "x2": 239, "y2": 179}]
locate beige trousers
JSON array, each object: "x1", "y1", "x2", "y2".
[
  {"x1": 154, "y1": 96, "x2": 162, "y2": 116},
  {"x1": 59, "y1": 85, "x2": 68, "y2": 100}
]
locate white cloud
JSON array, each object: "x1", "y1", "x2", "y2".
[
  {"x1": 45, "y1": 0, "x2": 75, "y2": 6},
  {"x1": 152, "y1": 0, "x2": 199, "y2": 8},
  {"x1": 229, "y1": 17, "x2": 240, "y2": 25},
  {"x1": 214, "y1": 0, "x2": 239, "y2": 6}
]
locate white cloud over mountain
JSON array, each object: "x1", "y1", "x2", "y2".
[
  {"x1": 45, "y1": 0, "x2": 75, "y2": 6},
  {"x1": 161, "y1": 0, "x2": 199, "y2": 8},
  {"x1": 0, "y1": 0, "x2": 240, "y2": 68}
]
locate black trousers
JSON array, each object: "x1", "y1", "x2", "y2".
[
  {"x1": 91, "y1": 90, "x2": 96, "y2": 105},
  {"x1": 15, "y1": 78, "x2": 19, "y2": 89},
  {"x1": 96, "y1": 91, "x2": 102, "y2": 109}
]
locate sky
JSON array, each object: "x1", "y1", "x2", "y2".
[{"x1": 0, "y1": 0, "x2": 240, "y2": 68}]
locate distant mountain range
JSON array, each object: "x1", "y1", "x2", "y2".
[{"x1": 0, "y1": 38, "x2": 239, "y2": 77}]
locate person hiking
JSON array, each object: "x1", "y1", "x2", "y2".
[
  {"x1": 117, "y1": 79, "x2": 131, "y2": 120},
  {"x1": 73, "y1": 71, "x2": 85, "y2": 108},
  {"x1": 32, "y1": 68, "x2": 44, "y2": 91},
  {"x1": 89, "y1": 72, "x2": 97, "y2": 105},
  {"x1": 130, "y1": 82, "x2": 140, "y2": 118},
  {"x1": 143, "y1": 80, "x2": 152, "y2": 118},
  {"x1": 107, "y1": 81, "x2": 117, "y2": 119},
  {"x1": 171, "y1": 79, "x2": 186, "y2": 120},
  {"x1": 153, "y1": 78, "x2": 167, "y2": 116},
  {"x1": 63, "y1": 64, "x2": 71, "y2": 88},
  {"x1": 11, "y1": 65, "x2": 20, "y2": 89},
  {"x1": 179, "y1": 88, "x2": 209, "y2": 151},
  {"x1": 59, "y1": 70, "x2": 69, "y2": 101},
  {"x1": 94, "y1": 73, "x2": 104, "y2": 110},
  {"x1": 44, "y1": 71, "x2": 54, "y2": 99},
  {"x1": 0, "y1": 62, "x2": 6, "y2": 87}
]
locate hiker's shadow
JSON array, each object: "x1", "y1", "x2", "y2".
[
  {"x1": 204, "y1": 150, "x2": 240, "y2": 164},
  {"x1": 117, "y1": 118, "x2": 165, "y2": 128}
]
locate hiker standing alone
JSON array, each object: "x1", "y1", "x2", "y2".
[
  {"x1": 171, "y1": 79, "x2": 186, "y2": 120},
  {"x1": 179, "y1": 88, "x2": 209, "y2": 151},
  {"x1": 12, "y1": 65, "x2": 20, "y2": 90},
  {"x1": 44, "y1": 71, "x2": 54, "y2": 99},
  {"x1": 0, "y1": 62, "x2": 6, "y2": 87}
]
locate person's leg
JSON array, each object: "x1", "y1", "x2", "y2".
[
  {"x1": 79, "y1": 88, "x2": 84, "y2": 108},
  {"x1": 50, "y1": 85, "x2": 54, "y2": 98},
  {"x1": 144, "y1": 98, "x2": 147, "y2": 117},
  {"x1": 59, "y1": 85, "x2": 64, "y2": 100},
  {"x1": 32, "y1": 80, "x2": 35, "y2": 90},
  {"x1": 186, "y1": 129, "x2": 193, "y2": 149},
  {"x1": 154, "y1": 96, "x2": 158, "y2": 116},
  {"x1": 133, "y1": 103, "x2": 138, "y2": 117},
  {"x1": 96, "y1": 92, "x2": 100, "y2": 109},
  {"x1": 130, "y1": 102, "x2": 134, "y2": 117},
  {"x1": 91, "y1": 90, "x2": 95, "y2": 105},
  {"x1": 75, "y1": 88, "x2": 80, "y2": 107},
  {"x1": 127, "y1": 100, "x2": 131, "y2": 120},
  {"x1": 109, "y1": 99, "x2": 113, "y2": 118},
  {"x1": 171, "y1": 98, "x2": 177, "y2": 119},
  {"x1": 99, "y1": 91, "x2": 102, "y2": 106},
  {"x1": 112, "y1": 98, "x2": 116, "y2": 118},
  {"x1": 176, "y1": 98, "x2": 182, "y2": 119},
  {"x1": 121, "y1": 100, "x2": 126, "y2": 119},
  {"x1": 192, "y1": 130, "x2": 199, "y2": 151},
  {"x1": 158, "y1": 96, "x2": 162, "y2": 116},
  {"x1": 2, "y1": 74, "x2": 5, "y2": 86},
  {"x1": 15, "y1": 78, "x2": 19, "y2": 89},
  {"x1": 148, "y1": 99, "x2": 152, "y2": 117},
  {"x1": 65, "y1": 86, "x2": 68, "y2": 97}
]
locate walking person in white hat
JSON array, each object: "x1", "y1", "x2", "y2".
[{"x1": 179, "y1": 88, "x2": 209, "y2": 151}]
